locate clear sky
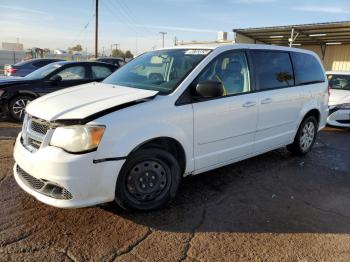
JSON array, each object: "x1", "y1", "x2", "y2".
[{"x1": 0, "y1": 0, "x2": 349, "y2": 55}]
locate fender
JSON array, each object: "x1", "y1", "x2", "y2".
[
  {"x1": 95, "y1": 120, "x2": 194, "y2": 174},
  {"x1": 17, "y1": 90, "x2": 39, "y2": 98},
  {"x1": 294, "y1": 99, "x2": 321, "y2": 140}
]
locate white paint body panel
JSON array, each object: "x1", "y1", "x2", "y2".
[
  {"x1": 326, "y1": 71, "x2": 350, "y2": 127},
  {"x1": 13, "y1": 44, "x2": 329, "y2": 208},
  {"x1": 26, "y1": 82, "x2": 158, "y2": 121}
]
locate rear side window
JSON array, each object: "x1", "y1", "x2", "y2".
[
  {"x1": 91, "y1": 65, "x2": 113, "y2": 79},
  {"x1": 56, "y1": 66, "x2": 86, "y2": 80},
  {"x1": 33, "y1": 60, "x2": 55, "y2": 68},
  {"x1": 291, "y1": 52, "x2": 325, "y2": 85},
  {"x1": 252, "y1": 51, "x2": 294, "y2": 90}
]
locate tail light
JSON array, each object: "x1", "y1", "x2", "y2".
[
  {"x1": 327, "y1": 84, "x2": 331, "y2": 96},
  {"x1": 5, "y1": 67, "x2": 17, "y2": 75}
]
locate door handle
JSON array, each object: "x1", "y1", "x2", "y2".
[
  {"x1": 261, "y1": 98, "x2": 272, "y2": 104},
  {"x1": 242, "y1": 101, "x2": 256, "y2": 108}
]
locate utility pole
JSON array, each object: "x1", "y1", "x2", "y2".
[
  {"x1": 159, "y1": 32, "x2": 167, "y2": 48},
  {"x1": 95, "y1": 0, "x2": 99, "y2": 58},
  {"x1": 110, "y1": 43, "x2": 119, "y2": 57},
  {"x1": 173, "y1": 36, "x2": 178, "y2": 46}
]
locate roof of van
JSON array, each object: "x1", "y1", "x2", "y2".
[{"x1": 164, "y1": 43, "x2": 315, "y2": 54}]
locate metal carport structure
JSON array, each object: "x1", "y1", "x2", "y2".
[{"x1": 233, "y1": 21, "x2": 350, "y2": 71}]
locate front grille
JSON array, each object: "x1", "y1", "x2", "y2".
[
  {"x1": 28, "y1": 137, "x2": 41, "y2": 149},
  {"x1": 17, "y1": 165, "x2": 44, "y2": 190},
  {"x1": 30, "y1": 119, "x2": 50, "y2": 135},
  {"x1": 21, "y1": 115, "x2": 52, "y2": 153},
  {"x1": 16, "y1": 165, "x2": 73, "y2": 200}
]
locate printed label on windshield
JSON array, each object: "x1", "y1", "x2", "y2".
[{"x1": 185, "y1": 50, "x2": 211, "y2": 55}]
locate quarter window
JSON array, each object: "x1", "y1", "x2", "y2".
[
  {"x1": 195, "y1": 51, "x2": 250, "y2": 96},
  {"x1": 291, "y1": 52, "x2": 325, "y2": 85},
  {"x1": 91, "y1": 66, "x2": 113, "y2": 79},
  {"x1": 56, "y1": 66, "x2": 86, "y2": 80},
  {"x1": 253, "y1": 51, "x2": 294, "y2": 90}
]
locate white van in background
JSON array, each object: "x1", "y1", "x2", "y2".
[
  {"x1": 327, "y1": 71, "x2": 350, "y2": 128},
  {"x1": 13, "y1": 44, "x2": 329, "y2": 211}
]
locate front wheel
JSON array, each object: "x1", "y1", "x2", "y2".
[
  {"x1": 115, "y1": 148, "x2": 181, "y2": 211},
  {"x1": 287, "y1": 116, "x2": 318, "y2": 155},
  {"x1": 9, "y1": 95, "x2": 33, "y2": 122}
]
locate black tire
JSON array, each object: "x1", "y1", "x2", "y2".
[
  {"x1": 287, "y1": 116, "x2": 318, "y2": 156},
  {"x1": 9, "y1": 95, "x2": 34, "y2": 122},
  {"x1": 115, "y1": 148, "x2": 181, "y2": 211}
]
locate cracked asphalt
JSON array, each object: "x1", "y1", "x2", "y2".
[{"x1": 0, "y1": 120, "x2": 350, "y2": 261}]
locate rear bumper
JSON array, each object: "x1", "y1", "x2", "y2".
[
  {"x1": 327, "y1": 107, "x2": 350, "y2": 128},
  {"x1": 13, "y1": 133, "x2": 125, "y2": 208}
]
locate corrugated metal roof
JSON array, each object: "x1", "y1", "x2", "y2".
[{"x1": 233, "y1": 21, "x2": 350, "y2": 46}]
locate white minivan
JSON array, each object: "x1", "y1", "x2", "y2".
[{"x1": 13, "y1": 44, "x2": 329, "y2": 211}]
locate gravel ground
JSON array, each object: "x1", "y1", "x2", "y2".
[{"x1": 0, "y1": 121, "x2": 349, "y2": 261}]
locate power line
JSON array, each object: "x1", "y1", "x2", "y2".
[{"x1": 115, "y1": 0, "x2": 155, "y2": 36}]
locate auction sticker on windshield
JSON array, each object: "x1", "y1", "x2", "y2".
[{"x1": 185, "y1": 50, "x2": 211, "y2": 55}]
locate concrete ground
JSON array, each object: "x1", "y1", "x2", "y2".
[{"x1": 0, "y1": 120, "x2": 350, "y2": 261}]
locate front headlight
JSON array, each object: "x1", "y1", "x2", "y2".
[
  {"x1": 337, "y1": 103, "x2": 350, "y2": 109},
  {"x1": 50, "y1": 125, "x2": 105, "y2": 153}
]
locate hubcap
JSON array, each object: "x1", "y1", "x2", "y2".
[
  {"x1": 126, "y1": 160, "x2": 168, "y2": 201},
  {"x1": 12, "y1": 99, "x2": 30, "y2": 119},
  {"x1": 300, "y1": 121, "x2": 315, "y2": 151}
]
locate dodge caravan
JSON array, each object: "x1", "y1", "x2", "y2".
[{"x1": 13, "y1": 44, "x2": 329, "y2": 211}]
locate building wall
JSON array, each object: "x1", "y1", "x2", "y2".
[
  {"x1": 2, "y1": 42, "x2": 24, "y2": 51},
  {"x1": 302, "y1": 44, "x2": 350, "y2": 71}
]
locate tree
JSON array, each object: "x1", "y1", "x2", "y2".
[
  {"x1": 68, "y1": 44, "x2": 83, "y2": 54},
  {"x1": 112, "y1": 48, "x2": 124, "y2": 58},
  {"x1": 124, "y1": 50, "x2": 134, "y2": 59}
]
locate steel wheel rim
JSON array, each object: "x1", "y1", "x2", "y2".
[
  {"x1": 300, "y1": 121, "x2": 315, "y2": 151},
  {"x1": 126, "y1": 160, "x2": 168, "y2": 202},
  {"x1": 12, "y1": 99, "x2": 30, "y2": 119}
]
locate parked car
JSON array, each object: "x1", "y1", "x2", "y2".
[
  {"x1": 0, "y1": 61, "x2": 117, "y2": 121},
  {"x1": 4, "y1": 58, "x2": 63, "y2": 77},
  {"x1": 327, "y1": 71, "x2": 350, "y2": 128},
  {"x1": 95, "y1": 57, "x2": 126, "y2": 68},
  {"x1": 13, "y1": 44, "x2": 328, "y2": 211}
]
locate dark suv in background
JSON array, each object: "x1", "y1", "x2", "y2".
[
  {"x1": 4, "y1": 58, "x2": 63, "y2": 77},
  {"x1": 0, "y1": 61, "x2": 118, "y2": 121},
  {"x1": 95, "y1": 57, "x2": 126, "y2": 68}
]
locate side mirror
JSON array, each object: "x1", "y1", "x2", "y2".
[
  {"x1": 196, "y1": 80, "x2": 224, "y2": 98},
  {"x1": 50, "y1": 75, "x2": 62, "y2": 83}
]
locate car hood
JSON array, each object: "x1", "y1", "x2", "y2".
[
  {"x1": 329, "y1": 89, "x2": 350, "y2": 106},
  {"x1": 26, "y1": 82, "x2": 158, "y2": 122}
]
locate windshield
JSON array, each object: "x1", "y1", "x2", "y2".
[
  {"x1": 103, "y1": 49, "x2": 210, "y2": 94},
  {"x1": 328, "y1": 74, "x2": 350, "y2": 91},
  {"x1": 25, "y1": 63, "x2": 62, "y2": 80}
]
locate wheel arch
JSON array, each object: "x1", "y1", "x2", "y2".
[
  {"x1": 129, "y1": 136, "x2": 187, "y2": 175},
  {"x1": 8, "y1": 91, "x2": 38, "y2": 104},
  {"x1": 293, "y1": 108, "x2": 321, "y2": 141}
]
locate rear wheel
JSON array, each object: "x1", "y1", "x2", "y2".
[
  {"x1": 287, "y1": 116, "x2": 318, "y2": 155},
  {"x1": 115, "y1": 148, "x2": 181, "y2": 211},
  {"x1": 9, "y1": 95, "x2": 33, "y2": 122}
]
